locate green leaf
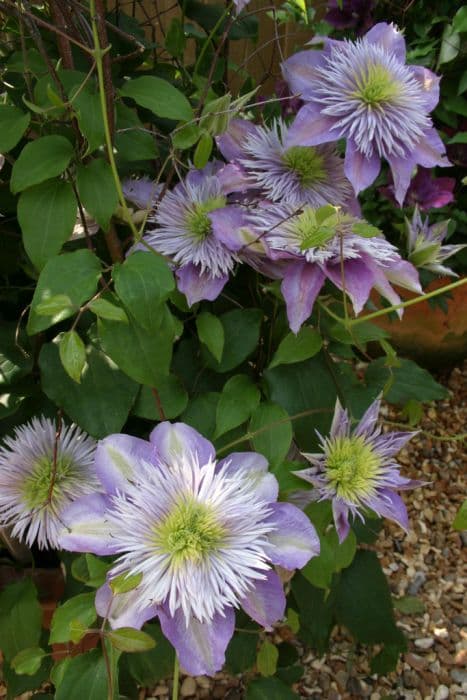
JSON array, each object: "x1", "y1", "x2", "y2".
[
  {"x1": 329, "y1": 320, "x2": 389, "y2": 345},
  {"x1": 196, "y1": 311, "x2": 224, "y2": 362},
  {"x1": 453, "y1": 500, "x2": 467, "y2": 530},
  {"x1": 269, "y1": 327, "x2": 322, "y2": 368},
  {"x1": 172, "y1": 123, "x2": 201, "y2": 150},
  {"x1": 49, "y1": 593, "x2": 97, "y2": 644},
  {"x1": 120, "y1": 76, "x2": 193, "y2": 121},
  {"x1": 216, "y1": 374, "x2": 260, "y2": 437},
  {"x1": 107, "y1": 628, "x2": 156, "y2": 653},
  {"x1": 181, "y1": 392, "x2": 220, "y2": 438},
  {"x1": 204, "y1": 308, "x2": 263, "y2": 373},
  {"x1": 133, "y1": 376, "x2": 188, "y2": 420},
  {"x1": 291, "y1": 574, "x2": 335, "y2": 654},
  {"x1": 54, "y1": 650, "x2": 109, "y2": 700},
  {"x1": 71, "y1": 87, "x2": 105, "y2": 154},
  {"x1": 453, "y1": 6, "x2": 467, "y2": 33},
  {"x1": 39, "y1": 342, "x2": 138, "y2": 438},
  {"x1": 302, "y1": 529, "x2": 356, "y2": 589},
  {"x1": 71, "y1": 554, "x2": 111, "y2": 589},
  {"x1": 246, "y1": 677, "x2": 299, "y2": 700},
  {"x1": 88, "y1": 298, "x2": 128, "y2": 322},
  {"x1": 365, "y1": 358, "x2": 449, "y2": 404},
  {"x1": 27, "y1": 250, "x2": 102, "y2": 335},
  {"x1": 11, "y1": 647, "x2": 46, "y2": 676},
  {"x1": 11, "y1": 136, "x2": 74, "y2": 193},
  {"x1": 0, "y1": 323, "x2": 33, "y2": 385},
  {"x1": 76, "y1": 159, "x2": 119, "y2": 231},
  {"x1": 113, "y1": 251, "x2": 174, "y2": 330},
  {"x1": 438, "y1": 24, "x2": 460, "y2": 66},
  {"x1": 393, "y1": 596, "x2": 425, "y2": 615},
  {"x1": 0, "y1": 580, "x2": 42, "y2": 662},
  {"x1": 249, "y1": 402, "x2": 292, "y2": 467},
  {"x1": 448, "y1": 131, "x2": 467, "y2": 144},
  {"x1": 35, "y1": 294, "x2": 73, "y2": 317},
  {"x1": 126, "y1": 624, "x2": 175, "y2": 686},
  {"x1": 0, "y1": 105, "x2": 30, "y2": 152},
  {"x1": 256, "y1": 641, "x2": 278, "y2": 677},
  {"x1": 98, "y1": 306, "x2": 176, "y2": 386},
  {"x1": 165, "y1": 17, "x2": 186, "y2": 57},
  {"x1": 193, "y1": 131, "x2": 213, "y2": 169},
  {"x1": 370, "y1": 643, "x2": 402, "y2": 675},
  {"x1": 59, "y1": 330, "x2": 86, "y2": 383},
  {"x1": 199, "y1": 94, "x2": 231, "y2": 136},
  {"x1": 109, "y1": 571, "x2": 143, "y2": 595},
  {"x1": 18, "y1": 179, "x2": 77, "y2": 270},
  {"x1": 335, "y1": 550, "x2": 405, "y2": 646},
  {"x1": 225, "y1": 631, "x2": 258, "y2": 674}
]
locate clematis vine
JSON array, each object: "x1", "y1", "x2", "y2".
[
  {"x1": 406, "y1": 207, "x2": 466, "y2": 276},
  {"x1": 139, "y1": 162, "x2": 249, "y2": 306},
  {"x1": 282, "y1": 22, "x2": 450, "y2": 203},
  {"x1": 0, "y1": 418, "x2": 97, "y2": 549},
  {"x1": 59, "y1": 423, "x2": 319, "y2": 676},
  {"x1": 217, "y1": 118, "x2": 356, "y2": 210},
  {"x1": 247, "y1": 203, "x2": 421, "y2": 332},
  {"x1": 295, "y1": 398, "x2": 423, "y2": 543}
]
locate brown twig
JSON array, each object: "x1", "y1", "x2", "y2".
[
  {"x1": 49, "y1": 0, "x2": 75, "y2": 69},
  {"x1": 151, "y1": 387, "x2": 167, "y2": 421}
]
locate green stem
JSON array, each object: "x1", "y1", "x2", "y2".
[
  {"x1": 89, "y1": 0, "x2": 139, "y2": 241},
  {"x1": 193, "y1": 3, "x2": 233, "y2": 81},
  {"x1": 172, "y1": 654, "x2": 180, "y2": 700},
  {"x1": 346, "y1": 276, "x2": 467, "y2": 328}
]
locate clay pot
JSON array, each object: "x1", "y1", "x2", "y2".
[{"x1": 370, "y1": 277, "x2": 467, "y2": 369}]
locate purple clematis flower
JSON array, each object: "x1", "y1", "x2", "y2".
[
  {"x1": 325, "y1": 0, "x2": 375, "y2": 35},
  {"x1": 233, "y1": 0, "x2": 251, "y2": 12},
  {"x1": 217, "y1": 118, "x2": 356, "y2": 211},
  {"x1": 0, "y1": 418, "x2": 97, "y2": 549},
  {"x1": 282, "y1": 23, "x2": 450, "y2": 204},
  {"x1": 247, "y1": 203, "x2": 421, "y2": 333},
  {"x1": 140, "y1": 163, "x2": 249, "y2": 306},
  {"x1": 381, "y1": 166, "x2": 456, "y2": 211},
  {"x1": 59, "y1": 422, "x2": 319, "y2": 676},
  {"x1": 122, "y1": 176, "x2": 164, "y2": 211},
  {"x1": 295, "y1": 397, "x2": 423, "y2": 542},
  {"x1": 406, "y1": 207, "x2": 466, "y2": 276}
]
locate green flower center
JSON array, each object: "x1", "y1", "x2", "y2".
[
  {"x1": 282, "y1": 146, "x2": 326, "y2": 187},
  {"x1": 22, "y1": 454, "x2": 74, "y2": 509},
  {"x1": 155, "y1": 499, "x2": 225, "y2": 564},
  {"x1": 325, "y1": 435, "x2": 382, "y2": 502},
  {"x1": 353, "y1": 64, "x2": 399, "y2": 106},
  {"x1": 186, "y1": 196, "x2": 227, "y2": 240},
  {"x1": 295, "y1": 207, "x2": 339, "y2": 251}
]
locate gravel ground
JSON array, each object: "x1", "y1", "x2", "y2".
[{"x1": 143, "y1": 361, "x2": 466, "y2": 700}]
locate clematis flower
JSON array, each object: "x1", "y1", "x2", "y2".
[
  {"x1": 282, "y1": 23, "x2": 450, "y2": 204},
  {"x1": 140, "y1": 163, "x2": 249, "y2": 306},
  {"x1": 59, "y1": 422, "x2": 319, "y2": 676},
  {"x1": 217, "y1": 118, "x2": 356, "y2": 210},
  {"x1": 233, "y1": 0, "x2": 251, "y2": 12},
  {"x1": 0, "y1": 417, "x2": 97, "y2": 549},
  {"x1": 295, "y1": 398, "x2": 422, "y2": 542},
  {"x1": 122, "y1": 176, "x2": 164, "y2": 210},
  {"x1": 247, "y1": 203, "x2": 421, "y2": 332},
  {"x1": 325, "y1": 0, "x2": 375, "y2": 35},
  {"x1": 406, "y1": 207, "x2": 466, "y2": 276},
  {"x1": 380, "y1": 167, "x2": 455, "y2": 210}
]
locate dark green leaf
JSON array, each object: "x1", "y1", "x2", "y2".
[
  {"x1": 269, "y1": 327, "x2": 322, "y2": 368},
  {"x1": 59, "y1": 330, "x2": 86, "y2": 383},
  {"x1": 11, "y1": 136, "x2": 74, "y2": 193},
  {"x1": 27, "y1": 250, "x2": 101, "y2": 335},
  {"x1": 0, "y1": 105, "x2": 30, "y2": 152},
  {"x1": 71, "y1": 88, "x2": 106, "y2": 154},
  {"x1": 393, "y1": 596, "x2": 425, "y2": 615},
  {"x1": 11, "y1": 647, "x2": 46, "y2": 676},
  {"x1": 181, "y1": 392, "x2": 219, "y2": 438},
  {"x1": 453, "y1": 6, "x2": 467, "y2": 33},
  {"x1": 39, "y1": 342, "x2": 138, "y2": 438},
  {"x1": 71, "y1": 554, "x2": 111, "y2": 589},
  {"x1": 225, "y1": 631, "x2": 258, "y2": 674},
  {"x1": 193, "y1": 131, "x2": 213, "y2": 169},
  {"x1": 133, "y1": 376, "x2": 188, "y2": 420},
  {"x1": 120, "y1": 76, "x2": 193, "y2": 121},
  {"x1": 216, "y1": 374, "x2": 260, "y2": 437},
  {"x1": 114, "y1": 251, "x2": 174, "y2": 330},
  {"x1": 18, "y1": 179, "x2": 77, "y2": 270},
  {"x1": 171, "y1": 123, "x2": 201, "y2": 150},
  {"x1": 35, "y1": 294, "x2": 73, "y2": 317},
  {"x1": 256, "y1": 641, "x2": 278, "y2": 677},
  {"x1": 302, "y1": 529, "x2": 356, "y2": 589},
  {"x1": 204, "y1": 308, "x2": 262, "y2": 373},
  {"x1": 291, "y1": 574, "x2": 335, "y2": 654},
  {"x1": 0, "y1": 324, "x2": 33, "y2": 385},
  {"x1": 246, "y1": 677, "x2": 299, "y2": 700},
  {"x1": 49, "y1": 593, "x2": 96, "y2": 644},
  {"x1": 370, "y1": 644, "x2": 402, "y2": 675},
  {"x1": 107, "y1": 628, "x2": 156, "y2": 653},
  {"x1": 249, "y1": 402, "x2": 292, "y2": 467},
  {"x1": 54, "y1": 650, "x2": 109, "y2": 700},
  {"x1": 365, "y1": 358, "x2": 449, "y2": 404},
  {"x1": 126, "y1": 624, "x2": 174, "y2": 686},
  {"x1": 76, "y1": 159, "x2": 119, "y2": 231},
  {"x1": 0, "y1": 580, "x2": 42, "y2": 662},
  {"x1": 165, "y1": 17, "x2": 186, "y2": 57},
  {"x1": 196, "y1": 311, "x2": 224, "y2": 363}
]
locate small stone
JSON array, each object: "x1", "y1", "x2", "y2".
[
  {"x1": 407, "y1": 571, "x2": 427, "y2": 595},
  {"x1": 434, "y1": 686, "x2": 449, "y2": 700},
  {"x1": 335, "y1": 669, "x2": 348, "y2": 689},
  {"x1": 346, "y1": 677, "x2": 363, "y2": 695},
  {"x1": 152, "y1": 686, "x2": 169, "y2": 697},
  {"x1": 434, "y1": 627, "x2": 449, "y2": 639},
  {"x1": 195, "y1": 676, "x2": 211, "y2": 689},
  {"x1": 403, "y1": 669, "x2": 421, "y2": 688},
  {"x1": 414, "y1": 637, "x2": 435, "y2": 650},
  {"x1": 451, "y1": 669, "x2": 467, "y2": 684},
  {"x1": 455, "y1": 649, "x2": 467, "y2": 665},
  {"x1": 453, "y1": 614, "x2": 467, "y2": 627},
  {"x1": 180, "y1": 676, "x2": 197, "y2": 697},
  {"x1": 212, "y1": 685, "x2": 227, "y2": 699},
  {"x1": 406, "y1": 652, "x2": 428, "y2": 671}
]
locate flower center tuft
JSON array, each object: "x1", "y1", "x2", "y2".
[
  {"x1": 156, "y1": 499, "x2": 225, "y2": 563},
  {"x1": 22, "y1": 454, "x2": 73, "y2": 508},
  {"x1": 282, "y1": 146, "x2": 326, "y2": 187},
  {"x1": 186, "y1": 196, "x2": 227, "y2": 240},
  {"x1": 353, "y1": 63, "x2": 400, "y2": 106},
  {"x1": 325, "y1": 435, "x2": 382, "y2": 502},
  {"x1": 295, "y1": 208, "x2": 337, "y2": 251}
]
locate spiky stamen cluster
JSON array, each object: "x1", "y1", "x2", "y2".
[{"x1": 324, "y1": 435, "x2": 382, "y2": 503}]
